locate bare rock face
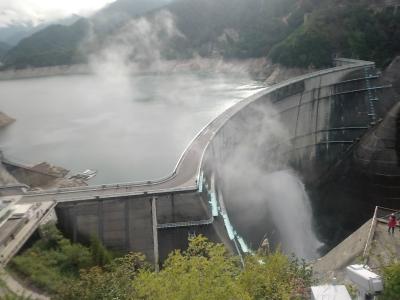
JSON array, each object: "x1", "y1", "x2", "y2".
[
  {"x1": 0, "y1": 111, "x2": 15, "y2": 128},
  {"x1": 31, "y1": 162, "x2": 69, "y2": 178}
]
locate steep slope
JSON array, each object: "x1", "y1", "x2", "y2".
[
  {"x1": 4, "y1": 0, "x2": 400, "y2": 70},
  {"x1": 90, "y1": 0, "x2": 173, "y2": 38},
  {"x1": 2, "y1": 0, "x2": 309, "y2": 69},
  {"x1": 165, "y1": 0, "x2": 304, "y2": 58},
  {"x1": 270, "y1": 0, "x2": 400, "y2": 68},
  {"x1": 0, "y1": 15, "x2": 82, "y2": 46},
  {"x1": 2, "y1": 19, "x2": 90, "y2": 69},
  {"x1": 1, "y1": 0, "x2": 171, "y2": 69}
]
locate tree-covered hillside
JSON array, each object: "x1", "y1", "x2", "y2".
[
  {"x1": 1, "y1": 0, "x2": 172, "y2": 69},
  {"x1": 2, "y1": 19, "x2": 90, "y2": 69},
  {"x1": 270, "y1": 1, "x2": 400, "y2": 68},
  {"x1": 2, "y1": 0, "x2": 400, "y2": 69},
  {"x1": 164, "y1": 0, "x2": 306, "y2": 59}
]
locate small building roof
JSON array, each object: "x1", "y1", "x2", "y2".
[
  {"x1": 12, "y1": 204, "x2": 33, "y2": 216},
  {"x1": 311, "y1": 285, "x2": 351, "y2": 300}
]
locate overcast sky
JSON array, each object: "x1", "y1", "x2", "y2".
[{"x1": 0, "y1": 0, "x2": 116, "y2": 27}]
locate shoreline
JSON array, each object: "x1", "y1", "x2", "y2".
[{"x1": 0, "y1": 58, "x2": 312, "y2": 84}]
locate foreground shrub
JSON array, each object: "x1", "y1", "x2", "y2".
[
  {"x1": 59, "y1": 235, "x2": 313, "y2": 300},
  {"x1": 381, "y1": 262, "x2": 400, "y2": 300}
]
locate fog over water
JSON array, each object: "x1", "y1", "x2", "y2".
[{"x1": 0, "y1": 73, "x2": 265, "y2": 184}]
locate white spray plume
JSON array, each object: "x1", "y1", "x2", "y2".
[
  {"x1": 218, "y1": 103, "x2": 322, "y2": 260},
  {"x1": 89, "y1": 10, "x2": 183, "y2": 77}
]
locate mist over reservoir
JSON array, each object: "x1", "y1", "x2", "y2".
[{"x1": 0, "y1": 72, "x2": 265, "y2": 184}]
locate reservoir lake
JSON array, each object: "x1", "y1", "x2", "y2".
[{"x1": 0, "y1": 72, "x2": 265, "y2": 184}]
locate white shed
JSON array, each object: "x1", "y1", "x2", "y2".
[{"x1": 311, "y1": 284, "x2": 352, "y2": 300}]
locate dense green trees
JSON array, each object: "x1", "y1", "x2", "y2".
[
  {"x1": 4, "y1": 0, "x2": 400, "y2": 69},
  {"x1": 10, "y1": 223, "x2": 108, "y2": 294},
  {"x1": 269, "y1": 26, "x2": 333, "y2": 68},
  {"x1": 1, "y1": 0, "x2": 306, "y2": 69},
  {"x1": 58, "y1": 235, "x2": 313, "y2": 300},
  {"x1": 2, "y1": 0, "x2": 400, "y2": 69},
  {"x1": 270, "y1": 4, "x2": 400, "y2": 68},
  {"x1": 10, "y1": 224, "x2": 400, "y2": 299}
]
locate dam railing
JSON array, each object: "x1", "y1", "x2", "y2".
[{"x1": 363, "y1": 206, "x2": 400, "y2": 259}]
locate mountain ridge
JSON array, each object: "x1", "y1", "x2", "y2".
[{"x1": 2, "y1": 0, "x2": 400, "y2": 70}]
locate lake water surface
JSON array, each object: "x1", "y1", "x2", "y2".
[{"x1": 0, "y1": 73, "x2": 265, "y2": 184}]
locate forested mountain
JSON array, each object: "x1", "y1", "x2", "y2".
[
  {"x1": 2, "y1": 0, "x2": 400, "y2": 69},
  {"x1": 1, "y1": 0, "x2": 171, "y2": 69},
  {"x1": 270, "y1": 0, "x2": 400, "y2": 67},
  {"x1": 165, "y1": 0, "x2": 305, "y2": 58},
  {"x1": 1, "y1": 0, "x2": 307, "y2": 69},
  {"x1": 0, "y1": 15, "x2": 82, "y2": 47},
  {"x1": 2, "y1": 19, "x2": 90, "y2": 68}
]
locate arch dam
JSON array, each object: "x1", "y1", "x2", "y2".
[{"x1": 8, "y1": 57, "x2": 400, "y2": 267}]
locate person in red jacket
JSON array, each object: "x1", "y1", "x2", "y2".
[{"x1": 388, "y1": 213, "x2": 397, "y2": 235}]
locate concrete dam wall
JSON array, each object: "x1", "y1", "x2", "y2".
[
  {"x1": 200, "y1": 58, "x2": 398, "y2": 251},
  {"x1": 21, "y1": 58, "x2": 400, "y2": 264}
]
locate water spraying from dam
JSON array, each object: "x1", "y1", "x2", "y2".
[
  {"x1": 260, "y1": 170, "x2": 322, "y2": 259},
  {"x1": 212, "y1": 102, "x2": 322, "y2": 259},
  {"x1": 218, "y1": 166, "x2": 321, "y2": 260}
]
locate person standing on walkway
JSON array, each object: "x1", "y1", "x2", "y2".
[{"x1": 388, "y1": 213, "x2": 397, "y2": 235}]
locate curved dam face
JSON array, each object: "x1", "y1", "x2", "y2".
[
  {"x1": 19, "y1": 58, "x2": 400, "y2": 264},
  {"x1": 200, "y1": 58, "x2": 399, "y2": 254}
]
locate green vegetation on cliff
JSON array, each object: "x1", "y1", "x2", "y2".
[
  {"x1": 270, "y1": 3, "x2": 400, "y2": 68},
  {"x1": 2, "y1": 0, "x2": 400, "y2": 69},
  {"x1": 164, "y1": 0, "x2": 305, "y2": 59}
]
